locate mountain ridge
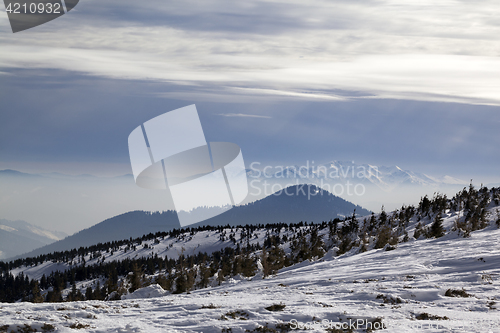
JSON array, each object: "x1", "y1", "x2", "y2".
[
  {"x1": 0, "y1": 219, "x2": 67, "y2": 260},
  {"x1": 247, "y1": 160, "x2": 468, "y2": 191},
  {"x1": 9, "y1": 184, "x2": 370, "y2": 260}
]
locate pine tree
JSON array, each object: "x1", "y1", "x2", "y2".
[
  {"x1": 155, "y1": 274, "x2": 171, "y2": 291},
  {"x1": 128, "y1": 262, "x2": 143, "y2": 293},
  {"x1": 294, "y1": 234, "x2": 312, "y2": 262},
  {"x1": 38, "y1": 275, "x2": 46, "y2": 290},
  {"x1": 375, "y1": 226, "x2": 391, "y2": 249},
  {"x1": 379, "y1": 206, "x2": 388, "y2": 226},
  {"x1": 85, "y1": 286, "x2": 93, "y2": 301},
  {"x1": 328, "y1": 219, "x2": 340, "y2": 240},
  {"x1": 309, "y1": 228, "x2": 325, "y2": 258},
  {"x1": 197, "y1": 265, "x2": 211, "y2": 289},
  {"x1": 419, "y1": 196, "x2": 431, "y2": 215},
  {"x1": 93, "y1": 281, "x2": 103, "y2": 300},
  {"x1": 174, "y1": 271, "x2": 187, "y2": 294},
  {"x1": 241, "y1": 253, "x2": 257, "y2": 277},
  {"x1": 185, "y1": 268, "x2": 196, "y2": 293},
  {"x1": 479, "y1": 208, "x2": 488, "y2": 229},
  {"x1": 106, "y1": 269, "x2": 118, "y2": 294},
  {"x1": 110, "y1": 280, "x2": 125, "y2": 299},
  {"x1": 430, "y1": 213, "x2": 445, "y2": 238},
  {"x1": 67, "y1": 283, "x2": 78, "y2": 302},
  {"x1": 359, "y1": 233, "x2": 369, "y2": 253},
  {"x1": 414, "y1": 221, "x2": 422, "y2": 237},
  {"x1": 47, "y1": 287, "x2": 63, "y2": 303},
  {"x1": 268, "y1": 245, "x2": 286, "y2": 274},
  {"x1": 348, "y1": 210, "x2": 359, "y2": 233},
  {"x1": 261, "y1": 248, "x2": 271, "y2": 278},
  {"x1": 368, "y1": 213, "x2": 377, "y2": 233},
  {"x1": 337, "y1": 236, "x2": 352, "y2": 255},
  {"x1": 31, "y1": 281, "x2": 44, "y2": 303},
  {"x1": 75, "y1": 289, "x2": 84, "y2": 302},
  {"x1": 232, "y1": 256, "x2": 243, "y2": 276},
  {"x1": 220, "y1": 259, "x2": 231, "y2": 280}
]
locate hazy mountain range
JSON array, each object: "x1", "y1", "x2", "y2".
[
  {"x1": 246, "y1": 160, "x2": 468, "y2": 190},
  {"x1": 9, "y1": 184, "x2": 369, "y2": 260},
  {"x1": 0, "y1": 219, "x2": 67, "y2": 260},
  {"x1": 0, "y1": 160, "x2": 469, "y2": 189},
  {"x1": 0, "y1": 161, "x2": 472, "y2": 257}
]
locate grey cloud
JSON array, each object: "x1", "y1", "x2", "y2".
[
  {"x1": 2, "y1": 0, "x2": 500, "y2": 106},
  {"x1": 217, "y1": 113, "x2": 272, "y2": 118}
]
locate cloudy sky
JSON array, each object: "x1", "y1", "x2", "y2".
[{"x1": 1, "y1": 0, "x2": 500, "y2": 231}]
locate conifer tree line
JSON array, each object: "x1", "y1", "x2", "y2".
[{"x1": 0, "y1": 185, "x2": 498, "y2": 304}]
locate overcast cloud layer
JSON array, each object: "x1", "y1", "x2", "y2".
[{"x1": 2, "y1": 0, "x2": 500, "y2": 105}]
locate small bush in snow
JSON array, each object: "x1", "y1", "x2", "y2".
[
  {"x1": 69, "y1": 323, "x2": 90, "y2": 329},
  {"x1": 41, "y1": 323, "x2": 55, "y2": 332},
  {"x1": 376, "y1": 294, "x2": 403, "y2": 304},
  {"x1": 444, "y1": 288, "x2": 472, "y2": 298},
  {"x1": 265, "y1": 303, "x2": 286, "y2": 311},
  {"x1": 223, "y1": 310, "x2": 249, "y2": 320},
  {"x1": 415, "y1": 312, "x2": 449, "y2": 320}
]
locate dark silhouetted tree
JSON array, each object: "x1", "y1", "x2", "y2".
[{"x1": 430, "y1": 213, "x2": 445, "y2": 238}]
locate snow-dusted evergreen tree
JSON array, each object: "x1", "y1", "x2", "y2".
[
  {"x1": 430, "y1": 213, "x2": 445, "y2": 238},
  {"x1": 31, "y1": 281, "x2": 44, "y2": 303}
]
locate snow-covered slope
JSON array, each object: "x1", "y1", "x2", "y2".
[
  {"x1": 2, "y1": 186, "x2": 499, "y2": 332},
  {"x1": 2, "y1": 223, "x2": 499, "y2": 332},
  {"x1": 8, "y1": 194, "x2": 499, "y2": 282}
]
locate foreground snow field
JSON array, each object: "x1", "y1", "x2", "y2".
[{"x1": 1, "y1": 224, "x2": 499, "y2": 333}]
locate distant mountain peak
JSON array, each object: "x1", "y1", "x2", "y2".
[
  {"x1": 0, "y1": 169, "x2": 39, "y2": 177},
  {"x1": 246, "y1": 161, "x2": 467, "y2": 190},
  {"x1": 0, "y1": 219, "x2": 67, "y2": 260}
]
